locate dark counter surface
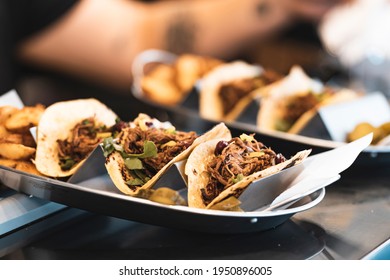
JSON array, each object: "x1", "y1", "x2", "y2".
[{"x1": 296, "y1": 165, "x2": 390, "y2": 260}]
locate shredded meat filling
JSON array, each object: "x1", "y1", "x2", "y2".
[
  {"x1": 202, "y1": 136, "x2": 286, "y2": 205},
  {"x1": 120, "y1": 126, "x2": 197, "y2": 175},
  {"x1": 219, "y1": 71, "x2": 281, "y2": 116},
  {"x1": 57, "y1": 118, "x2": 109, "y2": 170},
  {"x1": 282, "y1": 93, "x2": 320, "y2": 126}
]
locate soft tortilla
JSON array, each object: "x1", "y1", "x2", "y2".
[
  {"x1": 185, "y1": 138, "x2": 311, "y2": 209},
  {"x1": 257, "y1": 66, "x2": 323, "y2": 132},
  {"x1": 257, "y1": 66, "x2": 359, "y2": 134},
  {"x1": 105, "y1": 115, "x2": 231, "y2": 196},
  {"x1": 199, "y1": 61, "x2": 263, "y2": 121},
  {"x1": 35, "y1": 98, "x2": 118, "y2": 177}
]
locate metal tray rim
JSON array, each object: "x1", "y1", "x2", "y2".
[{"x1": 0, "y1": 164, "x2": 325, "y2": 218}]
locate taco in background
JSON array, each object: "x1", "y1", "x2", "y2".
[
  {"x1": 185, "y1": 133, "x2": 310, "y2": 209},
  {"x1": 35, "y1": 98, "x2": 118, "y2": 178},
  {"x1": 257, "y1": 66, "x2": 359, "y2": 134},
  {"x1": 103, "y1": 113, "x2": 231, "y2": 196},
  {"x1": 199, "y1": 61, "x2": 280, "y2": 122}
]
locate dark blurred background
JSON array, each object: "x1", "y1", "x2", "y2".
[{"x1": 14, "y1": 18, "x2": 347, "y2": 122}]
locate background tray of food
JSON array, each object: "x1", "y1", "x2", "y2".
[{"x1": 131, "y1": 49, "x2": 390, "y2": 165}]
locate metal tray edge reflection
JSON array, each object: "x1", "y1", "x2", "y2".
[{"x1": 0, "y1": 162, "x2": 325, "y2": 234}]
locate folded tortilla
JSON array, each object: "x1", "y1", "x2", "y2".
[
  {"x1": 257, "y1": 65, "x2": 359, "y2": 134},
  {"x1": 199, "y1": 61, "x2": 279, "y2": 122},
  {"x1": 185, "y1": 134, "x2": 311, "y2": 209},
  {"x1": 35, "y1": 98, "x2": 118, "y2": 177},
  {"x1": 104, "y1": 113, "x2": 231, "y2": 196}
]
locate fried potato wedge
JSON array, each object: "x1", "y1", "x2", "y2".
[
  {"x1": 141, "y1": 76, "x2": 182, "y2": 105},
  {"x1": 0, "y1": 133, "x2": 24, "y2": 144},
  {"x1": 175, "y1": 54, "x2": 223, "y2": 92},
  {"x1": 0, "y1": 158, "x2": 18, "y2": 168},
  {"x1": 0, "y1": 104, "x2": 45, "y2": 176},
  {"x1": 0, "y1": 132, "x2": 35, "y2": 147},
  {"x1": 147, "y1": 63, "x2": 176, "y2": 81},
  {"x1": 4, "y1": 104, "x2": 45, "y2": 133},
  {"x1": 175, "y1": 55, "x2": 204, "y2": 93},
  {"x1": 14, "y1": 160, "x2": 43, "y2": 176},
  {"x1": 0, "y1": 142, "x2": 36, "y2": 160},
  {"x1": 0, "y1": 158, "x2": 43, "y2": 176},
  {"x1": 0, "y1": 125, "x2": 10, "y2": 137},
  {"x1": 20, "y1": 132, "x2": 36, "y2": 147},
  {"x1": 0, "y1": 106, "x2": 19, "y2": 124},
  {"x1": 140, "y1": 54, "x2": 223, "y2": 106}
]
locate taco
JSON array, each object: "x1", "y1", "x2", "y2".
[
  {"x1": 103, "y1": 113, "x2": 231, "y2": 196},
  {"x1": 185, "y1": 133, "x2": 311, "y2": 209},
  {"x1": 199, "y1": 61, "x2": 280, "y2": 122},
  {"x1": 257, "y1": 65, "x2": 359, "y2": 134},
  {"x1": 35, "y1": 98, "x2": 118, "y2": 177}
]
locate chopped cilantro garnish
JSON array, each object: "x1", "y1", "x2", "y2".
[
  {"x1": 124, "y1": 157, "x2": 143, "y2": 170},
  {"x1": 239, "y1": 133, "x2": 255, "y2": 142},
  {"x1": 102, "y1": 137, "x2": 123, "y2": 157},
  {"x1": 232, "y1": 173, "x2": 244, "y2": 184}
]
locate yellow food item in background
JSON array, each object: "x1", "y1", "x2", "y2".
[{"x1": 347, "y1": 122, "x2": 390, "y2": 144}]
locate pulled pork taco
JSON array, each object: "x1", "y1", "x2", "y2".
[
  {"x1": 103, "y1": 113, "x2": 231, "y2": 196},
  {"x1": 199, "y1": 61, "x2": 280, "y2": 122},
  {"x1": 185, "y1": 133, "x2": 311, "y2": 209},
  {"x1": 35, "y1": 98, "x2": 118, "y2": 177},
  {"x1": 257, "y1": 65, "x2": 359, "y2": 134}
]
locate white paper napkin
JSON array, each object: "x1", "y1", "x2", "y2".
[
  {"x1": 267, "y1": 133, "x2": 372, "y2": 210},
  {"x1": 0, "y1": 89, "x2": 24, "y2": 108}
]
